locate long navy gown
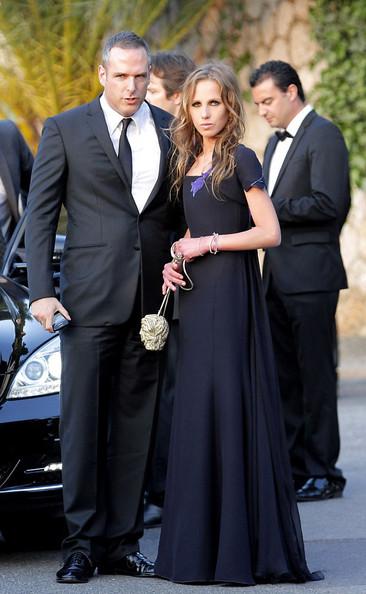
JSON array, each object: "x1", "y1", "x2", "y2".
[{"x1": 155, "y1": 145, "x2": 321, "y2": 585}]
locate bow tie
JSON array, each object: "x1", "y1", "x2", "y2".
[{"x1": 275, "y1": 129, "x2": 293, "y2": 141}]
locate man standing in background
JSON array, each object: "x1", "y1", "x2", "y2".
[
  {"x1": 147, "y1": 51, "x2": 195, "y2": 117},
  {"x1": 250, "y1": 60, "x2": 350, "y2": 502},
  {"x1": 0, "y1": 120, "x2": 33, "y2": 264},
  {"x1": 144, "y1": 51, "x2": 195, "y2": 528}
]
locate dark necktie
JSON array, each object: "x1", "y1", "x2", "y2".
[
  {"x1": 118, "y1": 118, "x2": 133, "y2": 186},
  {"x1": 275, "y1": 129, "x2": 293, "y2": 141}
]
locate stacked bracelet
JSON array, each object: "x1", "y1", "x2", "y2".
[{"x1": 209, "y1": 232, "x2": 219, "y2": 255}]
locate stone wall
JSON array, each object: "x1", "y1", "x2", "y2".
[{"x1": 183, "y1": 0, "x2": 366, "y2": 335}]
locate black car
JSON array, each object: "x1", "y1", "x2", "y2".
[{"x1": 0, "y1": 213, "x2": 65, "y2": 542}]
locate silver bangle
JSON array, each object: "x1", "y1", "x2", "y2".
[{"x1": 209, "y1": 232, "x2": 219, "y2": 255}]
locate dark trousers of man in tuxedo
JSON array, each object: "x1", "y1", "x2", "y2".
[{"x1": 266, "y1": 277, "x2": 344, "y2": 487}]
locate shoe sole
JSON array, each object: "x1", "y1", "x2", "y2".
[
  {"x1": 297, "y1": 490, "x2": 343, "y2": 502},
  {"x1": 56, "y1": 577, "x2": 90, "y2": 584},
  {"x1": 98, "y1": 569, "x2": 155, "y2": 577}
]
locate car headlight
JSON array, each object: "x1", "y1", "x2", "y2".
[{"x1": 7, "y1": 336, "x2": 61, "y2": 399}]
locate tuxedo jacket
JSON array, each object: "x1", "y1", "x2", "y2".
[
  {"x1": 0, "y1": 120, "x2": 34, "y2": 231},
  {"x1": 26, "y1": 99, "x2": 180, "y2": 325},
  {"x1": 262, "y1": 110, "x2": 350, "y2": 295}
]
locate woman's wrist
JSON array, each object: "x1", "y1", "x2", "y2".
[
  {"x1": 196, "y1": 234, "x2": 221, "y2": 256},
  {"x1": 198, "y1": 236, "x2": 211, "y2": 256}
]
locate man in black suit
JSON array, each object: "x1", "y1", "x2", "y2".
[
  {"x1": 0, "y1": 120, "x2": 33, "y2": 263},
  {"x1": 250, "y1": 61, "x2": 350, "y2": 502},
  {"x1": 26, "y1": 31, "x2": 178, "y2": 583}
]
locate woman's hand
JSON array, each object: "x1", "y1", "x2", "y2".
[
  {"x1": 174, "y1": 236, "x2": 209, "y2": 262},
  {"x1": 162, "y1": 261, "x2": 186, "y2": 294}
]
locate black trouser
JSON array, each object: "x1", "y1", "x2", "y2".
[
  {"x1": 59, "y1": 301, "x2": 159, "y2": 563},
  {"x1": 145, "y1": 320, "x2": 179, "y2": 506},
  {"x1": 266, "y1": 278, "x2": 345, "y2": 484}
]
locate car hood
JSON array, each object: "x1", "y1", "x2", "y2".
[{"x1": 0, "y1": 276, "x2": 51, "y2": 399}]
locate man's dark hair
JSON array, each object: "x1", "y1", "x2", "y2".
[
  {"x1": 151, "y1": 52, "x2": 195, "y2": 98},
  {"x1": 102, "y1": 31, "x2": 151, "y2": 65},
  {"x1": 249, "y1": 60, "x2": 305, "y2": 102}
]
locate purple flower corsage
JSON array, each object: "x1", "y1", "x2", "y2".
[{"x1": 190, "y1": 168, "x2": 212, "y2": 197}]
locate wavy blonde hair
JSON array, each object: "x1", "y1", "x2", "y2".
[{"x1": 170, "y1": 62, "x2": 246, "y2": 200}]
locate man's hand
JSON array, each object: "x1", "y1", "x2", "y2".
[{"x1": 31, "y1": 297, "x2": 71, "y2": 333}]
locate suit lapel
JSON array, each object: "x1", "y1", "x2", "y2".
[
  {"x1": 142, "y1": 102, "x2": 171, "y2": 212},
  {"x1": 271, "y1": 110, "x2": 317, "y2": 195},
  {"x1": 0, "y1": 148, "x2": 19, "y2": 222},
  {"x1": 263, "y1": 136, "x2": 277, "y2": 185},
  {"x1": 87, "y1": 99, "x2": 171, "y2": 214},
  {"x1": 86, "y1": 98, "x2": 138, "y2": 212}
]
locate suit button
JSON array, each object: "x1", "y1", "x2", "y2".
[{"x1": 134, "y1": 245, "x2": 140, "y2": 251}]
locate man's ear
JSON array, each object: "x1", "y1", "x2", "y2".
[
  {"x1": 171, "y1": 91, "x2": 182, "y2": 106},
  {"x1": 286, "y1": 83, "x2": 298, "y2": 102},
  {"x1": 98, "y1": 64, "x2": 106, "y2": 87}
]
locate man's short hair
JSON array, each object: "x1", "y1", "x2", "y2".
[
  {"x1": 151, "y1": 52, "x2": 195, "y2": 98},
  {"x1": 102, "y1": 31, "x2": 151, "y2": 66},
  {"x1": 249, "y1": 60, "x2": 305, "y2": 102}
]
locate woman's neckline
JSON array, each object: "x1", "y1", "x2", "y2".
[
  {"x1": 186, "y1": 171, "x2": 210, "y2": 177},
  {"x1": 186, "y1": 167, "x2": 213, "y2": 178}
]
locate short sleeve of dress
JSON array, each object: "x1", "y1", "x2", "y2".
[{"x1": 235, "y1": 144, "x2": 266, "y2": 192}]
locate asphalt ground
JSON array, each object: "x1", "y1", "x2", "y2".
[{"x1": 0, "y1": 337, "x2": 365, "y2": 594}]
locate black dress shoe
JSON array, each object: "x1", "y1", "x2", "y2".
[
  {"x1": 144, "y1": 501, "x2": 163, "y2": 528},
  {"x1": 98, "y1": 552, "x2": 155, "y2": 577},
  {"x1": 56, "y1": 551, "x2": 95, "y2": 583},
  {"x1": 296, "y1": 477, "x2": 344, "y2": 502}
]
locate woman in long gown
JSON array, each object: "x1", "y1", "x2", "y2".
[{"x1": 155, "y1": 63, "x2": 322, "y2": 586}]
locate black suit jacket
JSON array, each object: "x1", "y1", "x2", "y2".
[
  {"x1": 0, "y1": 120, "x2": 34, "y2": 231},
  {"x1": 262, "y1": 110, "x2": 350, "y2": 294},
  {"x1": 26, "y1": 99, "x2": 178, "y2": 325}
]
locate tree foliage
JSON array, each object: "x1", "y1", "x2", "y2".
[
  {"x1": 310, "y1": 0, "x2": 366, "y2": 189},
  {"x1": 0, "y1": 0, "x2": 212, "y2": 149}
]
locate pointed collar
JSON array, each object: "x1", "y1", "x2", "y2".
[
  {"x1": 99, "y1": 93, "x2": 152, "y2": 135},
  {"x1": 286, "y1": 104, "x2": 313, "y2": 137}
]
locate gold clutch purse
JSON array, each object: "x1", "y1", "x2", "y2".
[
  {"x1": 140, "y1": 245, "x2": 194, "y2": 351},
  {"x1": 140, "y1": 289, "x2": 171, "y2": 351}
]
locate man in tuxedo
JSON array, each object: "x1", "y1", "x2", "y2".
[
  {"x1": 144, "y1": 51, "x2": 195, "y2": 529},
  {"x1": 250, "y1": 61, "x2": 350, "y2": 502},
  {"x1": 0, "y1": 120, "x2": 33, "y2": 264},
  {"x1": 26, "y1": 31, "x2": 178, "y2": 583}
]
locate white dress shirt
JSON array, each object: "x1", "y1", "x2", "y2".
[
  {"x1": 268, "y1": 104, "x2": 313, "y2": 196},
  {"x1": 100, "y1": 94, "x2": 161, "y2": 212}
]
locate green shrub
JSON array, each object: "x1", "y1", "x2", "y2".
[{"x1": 310, "y1": 0, "x2": 366, "y2": 189}]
